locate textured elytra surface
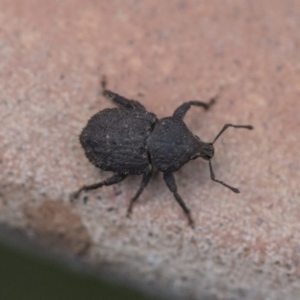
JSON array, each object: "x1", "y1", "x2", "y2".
[
  {"x1": 0, "y1": 1, "x2": 300, "y2": 300},
  {"x1": 80, "y1": 108, "x2": 156, "y2": 174}
]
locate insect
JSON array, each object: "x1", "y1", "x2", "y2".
[{"x1": 71, "y1": 78, "x2": 253, "y2": 227}]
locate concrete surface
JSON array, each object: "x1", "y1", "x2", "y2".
[{"x1": 0, "y1": 0, "x2": 300, "y2": 299}]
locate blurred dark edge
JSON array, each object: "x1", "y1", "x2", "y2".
[{"x1": 0, "y1": 223, "x2": 167, "y2": 300}]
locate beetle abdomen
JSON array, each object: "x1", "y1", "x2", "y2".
[{"x1": 80, "y1": 108, "x2": 156, "y2": 174}]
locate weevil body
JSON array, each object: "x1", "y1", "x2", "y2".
[{"x1": 72, "y1": 79, "x2": 253, "y2": 227}]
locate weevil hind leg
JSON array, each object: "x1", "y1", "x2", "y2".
[
  {"x1": 173, "y1": 97, "x2": 216, "y2": 119},
  {"x1": 127, "y1": 171, "x2": 152, "y2": 217},
  {"x1": 163, "y1": 172, "x2": 195, "y2": 228},
  {"x1": 70, "y1": 173, "x2": 127, "y2": 202}
]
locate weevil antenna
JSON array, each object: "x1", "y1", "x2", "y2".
[
  {"x1": 212, "y1": 124, "x2": 253, "y2": 144},
  {"x1": 208, "y1": 160, "x2": 240, "y2": 193}
]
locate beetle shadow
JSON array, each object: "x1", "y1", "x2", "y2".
[{"x1": 175, "y1": 159, "x2": 209, "y2": 188}]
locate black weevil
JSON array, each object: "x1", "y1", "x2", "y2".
[{"x1": 71, "y1": 78, "x2": 253, "y2": 227}]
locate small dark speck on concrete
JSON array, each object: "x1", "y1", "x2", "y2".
[
  {"x1": 233, "y1": 59, "x2": 241, "y2": 65},
  {"x1": 181, "y1": 276, "x2": 188, "y2": 281},
  {"x1": 256, "y1": 217, "x2": 264, "y2": 226},
  {"x1": 83, "y1": 196, "x2": 89, "y2": 204},
  {"x1": 96, "y1": 195, "x2": 102, "y2": 200},
  {"x1": 178, "y1": 1, "x2": 187, "y2": 10},
  {"x1": 113, "y1": 186, "x2": 122, "y2": 196},
  {"x1": 107, "y1": 207, "x2": 115, "y2": 212}
]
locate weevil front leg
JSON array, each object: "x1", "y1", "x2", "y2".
[
  {"x1": 173, "y1": 97, "x2": 216, "y2": 119},
  {"x1": 163, "y1": 172, "x2": 194, "y2": 228}
]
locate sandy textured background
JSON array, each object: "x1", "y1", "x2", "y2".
[{"x1": 0, "y1": 1, "x2": 300, "y2": 299}]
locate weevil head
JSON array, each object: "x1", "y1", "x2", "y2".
[
  {"x1": 198, "y1": 141, "x2": 214, "y2": 160},
  {"x1": 191, "y1": 136, "x2": 215, "y2": 161}
]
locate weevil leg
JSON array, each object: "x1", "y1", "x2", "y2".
[
  {"x1": 70, "y1": 173, "x2": 127, "y2": 202},
  {"x1": 101, "y1": 76, "x2": 145, "y2": 110},
  {"x1": 127, "y1": 171, "x2": 152, "y2": 217},
  {"x1": 212, "y1": 123, "x2": 254, "y2": 144},
  {"x1": 173, "y1": 97, "x2": 216, "y2": 119},
  {"x1": 163, "y1": 172, "x2": 194, "y2": 228},
  {"x1": 208, "y1": 160, "x2": 240, "y2": 193}
]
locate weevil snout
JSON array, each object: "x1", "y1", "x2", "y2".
[
  {"x1": 199, "y1": 142, "x2": 214, "y2": 160},
  {"x1": 191, "y1": 140, "x2": 214, "y2": 161}
]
